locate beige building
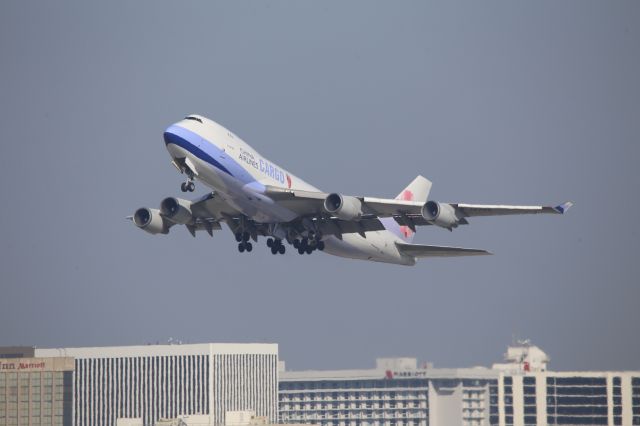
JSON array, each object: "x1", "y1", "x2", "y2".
[
  {"x1": 0, "y1": 354, "x2": 74, "y2": 426},
  {"x1": 279, "y1": 342, "x2": 640, "y2": 426}
]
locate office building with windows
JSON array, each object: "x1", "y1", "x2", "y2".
[
  {"x1": 279, "y1": 343, "x2": 640, "y2": 426},
  {"x1": 35, "y1": 343, "x2": 278, "y2": 426},
  {"x1": 0, "y1": 352, "x2": 74, "y2": 426}
]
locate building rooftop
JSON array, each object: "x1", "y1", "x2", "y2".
[
  {"x1": 35, "y1": 342, "x2": 278, "y2": 358},
  {"x1": 0, "y1": 346, "x2": 35, "y2": 358}
]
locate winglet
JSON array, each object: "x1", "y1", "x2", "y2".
[{"x1": 553, "y1": 201, "x2": 574, "y2": 214}]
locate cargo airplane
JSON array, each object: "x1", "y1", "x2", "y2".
[{"x1": 130, "y1": 115, "x2": 572, "y2": 266}]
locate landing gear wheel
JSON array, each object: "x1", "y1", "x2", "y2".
[
  {"x1": 266, "y1": 238, "x2": 273, "y2": 248},
  {"x1": 298, "y1": 247, "x2": 305, "y2": 255},
  {"x1": 293, "y1": 239, "x2": 300, "y2": 249},
  {"x1": 306, "y1": 247, "x2": 313, "y2": 255},
  {"x1": 238, "y1": 243, "x2": 245, "y2": 253},
  {"x1": 187, "y1": 181, "x2": 195, "y2": 192},
  {"x1": 271, "y1": 246, "x2": 278, "y2": 255},
  {"x1": 235, "y1": 232, "x2": 242, "y2": 242},
  {"x1": 318, "y1": 241, "x2": 325, "y2": 251},
  {"x1": 245, "y1": 242, "x2": 253, "y2": 252},
  {"x1": 181, "y1": 182, "x2": 188, "y2": 192},
  {"x1": 278, "y1": 245, "x2": 285, "y2": 255}
]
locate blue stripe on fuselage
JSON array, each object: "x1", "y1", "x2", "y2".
[{"x1": 164, "y1": 125, "x2": 259, "y2": 188}]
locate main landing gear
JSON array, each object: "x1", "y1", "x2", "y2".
[
  {"x1": 181, "y1": 180, "x2": 195, "y2": 192},
  {"x1": 293, "y1": 238, "x2": 324, "y2": 255},
  {"x1": 266, "y1": 238, "x2": 286, "y2": 255},
  {"x1": 234, "y1": 231, "x2": 325, "y2": 256},
  {"x1": 235, "y1": 231, "x2": 253, "y2": 253}
]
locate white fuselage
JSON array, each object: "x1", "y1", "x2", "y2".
[{"x1": 164, "y1": 116, "x2": 415, "y2": 265}]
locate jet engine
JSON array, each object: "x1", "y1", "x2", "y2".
[
  {"x1": 160, "y1": 197, "x2": 193, "y2": 224},
  {"x1": 422, "y1": 201, "x2": 460, "y2": 229},
  {"x1": 133, "y1": 208, "x2": 169, "y2": 235},
  {"x1": 323, "y1": 193, "x2": 363, "y2": 221}
]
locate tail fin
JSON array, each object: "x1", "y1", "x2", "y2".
[
  {"x1": 395, "y1": 175, "x2": 432, "y2": 204},
  {"x1": 388, "y1": 175, "x2": 432, "y2": 243}
]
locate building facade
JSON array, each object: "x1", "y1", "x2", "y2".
[
  {"x1": 0, "y1": 355, "x2": 74, "y2": 426},
  {"x1": 279, "y1": 366, "x2": 498, "y2": 426},
  {"x1": 279, "y1": 345, "x2": 640, "y2": 426},
  {"x1": 35, "y1": 343, "x2": 278, "y2": 426}
]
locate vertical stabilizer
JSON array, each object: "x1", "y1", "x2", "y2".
[
  {"x1": 395, "y1": 175, "x2": 432, "y2": 204},
  {"x1": 383, "y1": 175, "x2": 432, "y2": 243}
]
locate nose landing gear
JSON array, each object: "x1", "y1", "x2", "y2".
[{"x1": 180, "y1": 180, "x2": 195, "y2": 192}]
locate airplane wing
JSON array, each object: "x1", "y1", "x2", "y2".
[
  {"x1": 264, "y1": 186, "x2": 425, "y2": 217},
  {"x1": 444, "y1": 201, "x2": 574, "y2": 217},
  {"x1": 130, "y1": 192, "x2": 239, "y2": 237},
  {"x1": 396, "y1": 242, "x2": 491, "y2": 257},
  {"x1": 264, "y1": 186, "x2": 573, "y2": 231},
  {"x1": 189, "y1": 192, "x2": 238, "y2": 221},
  {"x1": 179, "y1": 192, "x2": 245, "y2": 237}
]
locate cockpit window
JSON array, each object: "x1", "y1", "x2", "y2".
[{"x1": 184, "y1": 116, "x2": 203, "y2": 123}]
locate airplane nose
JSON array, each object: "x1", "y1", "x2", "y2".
[
  {"x1": 163, "y1": 125, "x2": 194, "y2": 161},
  {"x1": 163, "y1": 123, "x2": 206, "y2": 164},
  {"x1": 163, "y1": 126, "x2": 179, "y2": 146},
  {"x1": 163, "y1": 124, "x2": 195, "y2": 148}
]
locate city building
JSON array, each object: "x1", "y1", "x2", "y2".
[
  {"x1": 0, "y1": 351, "x2": 74, "y2": 426},
  {"x1": 35, "y1": 343, "x2": 278, "y2": 426},
  {"x1": 279, "y1": 342, "x2": 640, "y2": 426}
]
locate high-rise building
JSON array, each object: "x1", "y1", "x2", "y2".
[
  {"x1": 0, "y1": 354, "x2": 74, "y2": 426},
  {"x1": 35, "y1": 343, "x2": 278, "y2": 426},
  {"x1": 279, "y1": 343, "x2": 640, "y2": 426}
]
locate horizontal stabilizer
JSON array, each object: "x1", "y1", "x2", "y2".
[
  {"x1": 553, "y1": 201, "x2": 574, "y2": 214},
  {"x1": 396, "y1": 242, "x2": 491, "y2": 258}
]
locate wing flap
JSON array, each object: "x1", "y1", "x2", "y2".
[
  {"x1": 316, "y1": 217, "x2": 387, "y2": 238},
  {"x1": 361, "y1": 197, "x2": 424, "y2": 216},
  {"x1": 396, "y1": 242, "x2": 491, "y2": 258},
  {"x1": 190, "y1": 192, "x2": 240, "y2": 220}
]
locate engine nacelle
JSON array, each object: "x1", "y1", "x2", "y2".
[
  {"x1": 422, "y1": 201, "x2": 460, "y2": 229},
  {"x1": 160, "y1": 197, "x2": 193, "y2": 224},
  {"x1": 324, "y1": 193, "x2": 363, "y2": 221},
  {"x1": 133, "y1": 208, "x2": 168, "y2": 235}
]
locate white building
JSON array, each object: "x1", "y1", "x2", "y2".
[
  {"x1": 279, "y1": 343, "x2": 640, "y2": 426},
  {"x1": 36, "y1": 343, "x2": 278, "y2": 426}
]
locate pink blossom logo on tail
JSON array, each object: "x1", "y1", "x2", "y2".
[
  {"x1": 398, "y1": 190, "x2": 414, "y2": 238},
  {"x1": 286, "y1": 174, "x2": 292, "y2": 189}
]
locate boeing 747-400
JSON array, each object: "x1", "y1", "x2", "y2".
[{"x1": 130, "y1": 115, "x2": 572, "y2": 265}]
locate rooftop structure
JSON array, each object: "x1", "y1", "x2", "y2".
[{"x1": 492, "y1": 340, "x2": 550, "y2": 374}]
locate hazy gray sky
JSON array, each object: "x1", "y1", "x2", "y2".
[{"x1": 1, "y1": 1, "x2": 638, "y2": 372}]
